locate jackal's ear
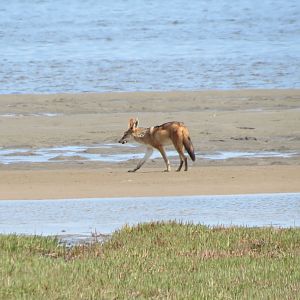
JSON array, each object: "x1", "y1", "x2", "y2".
[
  {"x1": 135, "y1": 118, "x2": 139, "y2": 128},
  {"x1": 128, "y1": 118, "x2": 135, "y2": 128}
]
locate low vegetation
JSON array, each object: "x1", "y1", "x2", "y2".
[{"x1": 1, "y1": 222, "x2": 299, "y2": 299}]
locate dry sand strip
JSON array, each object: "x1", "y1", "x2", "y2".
[{"x1": 0, "y1": 165, "x2": 299, "y2": 200}]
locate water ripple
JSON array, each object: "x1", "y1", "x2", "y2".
[{"x1": 1, "y1": 0, "x2": 299, "y2": 93}]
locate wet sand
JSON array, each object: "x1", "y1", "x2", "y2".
[{"x1": 0, "y1": 90, "x2": 299, "y2": 200}]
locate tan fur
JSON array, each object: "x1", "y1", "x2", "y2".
[{"x1": 119, "y1": 118, "x2": 196, "y2": 172}]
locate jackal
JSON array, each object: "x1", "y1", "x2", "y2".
[{"x1": 119, "y1": 118, "x2": 196, "y2": 172}]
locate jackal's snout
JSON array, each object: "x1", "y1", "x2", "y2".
[
  {"x1": 118, "y1": 132, "x2": 129, "y2": 144},
  {"x1": 119, "y1": 139, "x2": 127, "y2": 144}
]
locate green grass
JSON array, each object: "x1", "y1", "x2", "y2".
[{"x1": 1, "y1": 222, "x2": 300, "y2": 299}]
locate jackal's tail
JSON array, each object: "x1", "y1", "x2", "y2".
[{"x1": 183, "y1": 131, "x2": 196, "y2": 161}]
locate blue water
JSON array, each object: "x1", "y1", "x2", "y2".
[
  {"x1": 1, "y1": 0, "x2": 300, "y2": 94},
  {"x1": 0, "y1": 194, "x2": 299, "y2": 237}
]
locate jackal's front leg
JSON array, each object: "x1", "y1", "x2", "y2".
[
  {"x1": 128, "y1": 147, "x2": 153, "y2": 172},
  {"x1": 156, "y1": 145, "x2": 171, "y2": 172}
]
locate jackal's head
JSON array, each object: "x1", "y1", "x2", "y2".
[{"x1": 118, "y1": 118, "x2": 139, "y2": 144}]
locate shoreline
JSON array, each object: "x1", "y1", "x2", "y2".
[
  {"x1": 0, "y1": 89, "x2": 299, "y2": 200},
  {"x1": 1, "y1": 165, "x2": 299, "y2": 200}
]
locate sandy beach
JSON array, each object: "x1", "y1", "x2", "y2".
[{"x1": 0, "y1": 89, "x2": 299, "y2": 200}]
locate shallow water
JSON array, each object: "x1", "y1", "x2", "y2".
[
  {"x1": 0, "y1": 144, "x2": 298, "y2": 164},
  {"x1": 0, "y1": 113, "x2": 62, "y2": 118},
  {"x1": 0, "y1": 194, "x2": 299, "y2": 239},
  {"x1": 1, "y1": 0, "x2": 300, "y2": 93}
]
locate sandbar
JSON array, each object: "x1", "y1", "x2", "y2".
[{"x1": 0, "y1": 89, "x2": 299, "y2": 200}]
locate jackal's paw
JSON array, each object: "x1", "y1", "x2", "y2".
[
  {"x1": 163, "y1": 169, "x2": 170, "y2": 172},
  {"x1": 128, "y1": 169, "x2": 137, "y2": 173}
]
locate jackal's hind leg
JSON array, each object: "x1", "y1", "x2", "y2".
[
  {"x1": 174, "y1": 145, "x2": 188, "y2": 172},
  {"x1": 177, "y1": 159, "x2": 184, "y2": 172},
  {"x1": 128, "y1": 147, "x2": 153, "y2": 172}
]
